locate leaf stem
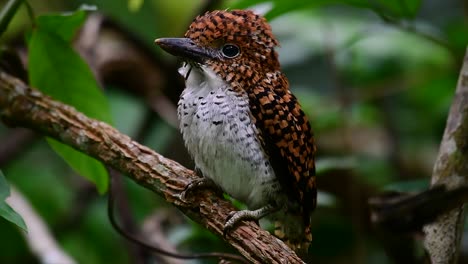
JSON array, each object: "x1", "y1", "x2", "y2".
[{"x1": 0, "y1": 0, "x2": 25, "y2": 37}]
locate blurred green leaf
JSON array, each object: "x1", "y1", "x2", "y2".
[
  {"x1": 0, "y1": 203, "x2": 27, "y2": 232},
  {"x1": 229, "y1": 0, "x2": 421, "y2": 20},
  {"x1": 407, "y1": 73, "x2": 456, "y2": 127},
  {"x1": 5, "y1": 142, "x2": 75, "y2": 224},
  {"x1": 316, "y1": 157, "x2": 357, "y2": 175},
  {"x1": 446, "y1": 21, "x2": 468, "y2": 55},
  {"x1": 30, "y1": 12, "x2": 112, "y2": 122},
  {"x1": 355, "y1": 156, "x2": 394, "y2": 187},
  {"x1": 61, "y1": 198, "x2": 130, "y2": 264},
  {"x1": 47, "y1": 138, "x2": 108, "y2": 194},
  {"x1": 374, "y1": 0, "x2": 421, "y2": 18},
  {"x1": 0, "y1": 171, "x2": 27, "y2": 231},
  {"x1": 229, "y1": 0, "x2": 372, "y2": 20},
  {"x1": 128, "y1": 0, "x2": 144, "y2": 12},
  {"x1": 0, "y1": 170, "x2": 9, "y2": 201},
  {"x1": 223, "y1": 193, "x2": 248, "y2": 210},
  {"x1": 309, "y1": 211, "x2": 355, "y2": 257},
  {"x1": 35, "y1": 10, "x2": 86, "y2": 42},
  {"x1": 317, "y1": 191, "x2": 337, "y2": 207},
  {"x1": 384, "y1": 179, "x2": 430, "y2": 193},
  {"x1": 28, "y1": 11, "x2": 112, "y2": 193},
  {"x1": 403, "y1": 0, "x2": 422, "y2": 17}
]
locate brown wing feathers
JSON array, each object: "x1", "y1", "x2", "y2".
[{"x1": 248, "y1": 72, "x2": 316, "y2": 224}]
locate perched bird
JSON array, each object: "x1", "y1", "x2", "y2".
[{"x1": 155, "y1": 9, "x2": 316, "y2": 254}]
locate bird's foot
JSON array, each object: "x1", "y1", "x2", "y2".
[
  {"x1": 223, "y1": 204, "x2": 277, "y2": 237},
  {"x1": 180, "y1": 177, "x2": 220, "y2": 202}
]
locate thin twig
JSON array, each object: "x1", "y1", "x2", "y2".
[
  {"x1": 108, "y1": 168, "x2": 148, "y2": 264},
  {"x1": 108, "y1": 174, "x2": 248, "y2": 263},
  {"x1": 142, "y1": 209, "x2": 185, "y2": 264}
]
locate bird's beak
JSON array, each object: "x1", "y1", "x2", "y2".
[{"x1": 155, "y1": 38, "x2": 213, "y2": 62}]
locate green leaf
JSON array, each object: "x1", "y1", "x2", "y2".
[
  {"x1": 270, "y1": 0, "x2": 370, "y2": 20},
  {"x1": 316, "y1": 157, "x2": 357, "y2": 175},
  {"x1": 229, "y1": 0, "x2": 372, "y2": 20},
  {"x1": 0, "y1": 171, "x2": 27, "y2": 231},
  {"x1": 0, "y1": 170, "x2": 10, "y2": 200},
  {"x1": 28, "y1": 11, "x2": 112, "y2": 193},
  {"x1": 228, "y1": 0, "x2": 420, "y2": 20},
  {"x1": 317, "y1": 191, "x2": 337, "y2": 207},
  {"x1": 36, "y1": 10, "x2": 87, "y2": 42},
  {"x1": 404, "y1": 0, "x2": 422, "y2": 17},
  {"x1": 374, "y1": 0, "x2": 421, "y2": 18},
  {"x1": 28, "y1": 30, "x2": 112, "y2": 122},
  {"x1": 0, "y1": 203, "x2": 28, "y2": 232},
  {"x1": 47, "y1": 138, "x2": 108, "y2": 194},
  {"x1": 128, "y1": 0, "x2": 144, "y2": 12},
  {"x1": 384, "y1": 179, "x2": 430, "y2": 193}
]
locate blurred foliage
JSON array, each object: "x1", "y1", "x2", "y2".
[
  {"x1": 0, "y1": 0, "x2": 466, "y2": 263},
  {"x1": 0, "y1": 170, "x2": 26, "y2": 231},
  {"x1": 28, "y1": 9, "x2": 111, "y2": 193},
  {"x1": 230, "y1": 0, "x2": 423, "y2": 20}
]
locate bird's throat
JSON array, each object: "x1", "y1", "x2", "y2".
[{"x1": 178, "y1": 63, "x2": 226, "y2": 92}]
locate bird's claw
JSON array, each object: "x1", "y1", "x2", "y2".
[
  {"x1": 222, "y1": 205, "x2": 277, "y2": 238},
  {"x1": 223, "y1": 210, "x2": 260, "y2": 238},
  {"x1": 180, "y1": 177, "x2": 219, "y2": 202}
]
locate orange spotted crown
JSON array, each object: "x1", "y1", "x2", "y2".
[
  {"x1": 186, "y1": 10, "x2": 278, "y2": 49},
  {"x1": 185, "y1": 10, "x2": 281, "y2": 83}
]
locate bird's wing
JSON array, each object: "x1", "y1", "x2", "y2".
[{"x1": 248, "y1": 72, "x2": 316, "y2": 223}]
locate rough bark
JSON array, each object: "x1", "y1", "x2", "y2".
[
  {"x1": 423, "y1": 48, "x2": 468, "y2": 264},
  {"x1": 0, "y1": 71, "x2": 304, "y2": 264}
]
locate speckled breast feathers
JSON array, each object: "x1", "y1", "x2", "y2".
[
  {"x1": 185, "y1": 9, "x2": 316, "y2": 226},
  {"x1": 157, "y1": 9, "x2": 317, "y2": 252}
]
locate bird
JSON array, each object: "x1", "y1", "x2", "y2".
[{"x1": 155, "y1": 9, "x2": 316, "y2": 255}]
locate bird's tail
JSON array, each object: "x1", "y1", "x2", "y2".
[{"x1": 274, "y1": 214, "x2": 312, "y2": 256}]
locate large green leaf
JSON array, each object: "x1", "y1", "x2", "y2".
[
  {"x1": 0, "y1": 171, "x2": 27, "y2": 231},
  {"x1": 128, "y1": 0, "x2": 144, "y2": 12},
  {"x1": 374, "y1": 0, "x2": 422, "y2": 18},
  {"x1": 229, "y1": 0, "x2": 372, "y2": 20},
  {"x1": 229, "y1": 0, "x2": 421, "y2": 20},
  {"x1": 47, "y1": 138, "x2": 109, "y2": 193},
  {"x1": 384, "y1": 179, "x2": 430, "y2": 193},
  {"x1": 35, "y1": 10, "x2": 87, "y2": 42},
  {"x1": 316, "y1": 157, "x2": 357, "y2": 176},
  {"x1": 401, "y1": 0, "x2": 422, "y2": 17},
  {"x1": 28, "y1": 11, "x2": 111, "y2": 193},
  {"x1": 28, "y1": 30, "x2": 112, "y2": 122},
  {"x1": 0, "y1": 170, "x2": 9, "y2": 201}
]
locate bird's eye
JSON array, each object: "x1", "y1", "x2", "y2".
[{"x1": 221, "y1": 44, "x2": 240, "y2": 58}]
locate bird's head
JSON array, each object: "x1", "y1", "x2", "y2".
[{"x1": 155, "y1": 10, "x2": 281, "y2": 88}]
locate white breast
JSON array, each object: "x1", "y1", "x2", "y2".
[{"x1": 177, "y1": 64, "x2": 279, "y2": 209}]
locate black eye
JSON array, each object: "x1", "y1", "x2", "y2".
[{"x1": 221, "y1": 44, "x2": 240, "y2": 58}]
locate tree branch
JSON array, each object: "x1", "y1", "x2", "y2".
[
  {"x1": 423, "y1": 48, "x2": 468, "y2": 263},
  {"x1": 0, "y1": 71, "x2": 304, "y2": 264}
]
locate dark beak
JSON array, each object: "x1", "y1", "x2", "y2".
[{"x1": 155, "y1": 38, "x2": 213, "y2": 62}]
